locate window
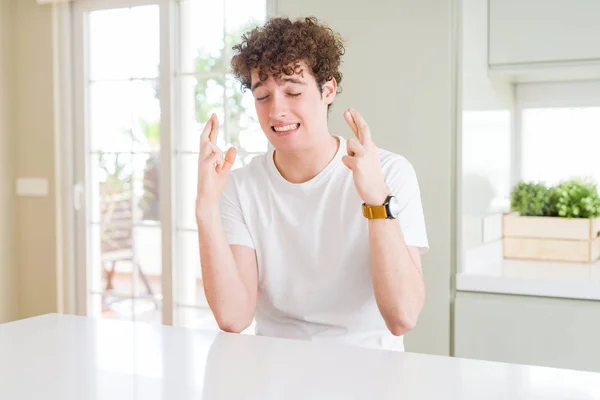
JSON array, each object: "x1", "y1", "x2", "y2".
[
  {"x1": 461, "y1": 110, "x2": 512, "y2": 215},
  {"x1": 521, "y1": 107, "x2": 600, "y2": 186},
  {"x1": 516, "y1": 80, "x2": 600, "y2": 188},
  {"x1": 173, "y1": 0, "x2": 267, "y2": 330},
  {"x1": 73, "y1": 0, "x2": 268, "y2": 328},
  {"x1": 457, "y1": 80, "x2": 600, "y2": 299}
]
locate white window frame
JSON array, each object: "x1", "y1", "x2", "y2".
[
  {"x1": 72, "y1": 0, "x2": 174, "y2": 324},
  {"x1": 67, "y1": 0, "x2": 277, "y2": 326}
]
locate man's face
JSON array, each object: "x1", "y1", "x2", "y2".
[{"x1": 250, "y1": 60, "x2": 336, "y2": 152}]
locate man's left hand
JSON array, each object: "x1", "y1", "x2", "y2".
[{"x1": 342, "y1": 108, "x2": 389, "y2": 206}]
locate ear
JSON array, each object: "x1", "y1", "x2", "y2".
[{"x1": 321, "y1": 78, "x2": 337, "y2": 105}]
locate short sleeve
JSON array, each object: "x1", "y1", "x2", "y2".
[
  {"x1": 218, "y1": 175, "x2": 255, "y2": 249},
  {"x1": 384, "y1": 155, "x2": 429, "y2": 253}
]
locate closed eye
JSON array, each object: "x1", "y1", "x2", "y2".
[{"x1": 256, "y1": 93, "x2": 300, "y2": 101}]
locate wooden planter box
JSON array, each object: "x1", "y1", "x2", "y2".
[{"x1": 502, "y1": 213, "x2": 600, "y2": 263}]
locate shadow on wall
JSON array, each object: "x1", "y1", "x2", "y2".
[{"x1": 462, "y1": 173, "x2": 496, "y2": 251}]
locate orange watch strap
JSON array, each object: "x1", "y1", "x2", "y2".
[{"x1": 362, "y1": 204, "x2": 388, "y2": 219}]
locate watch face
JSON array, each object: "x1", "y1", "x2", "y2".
[{"x1": 387, "y1": 196, "x2": 401, "y2": 218}]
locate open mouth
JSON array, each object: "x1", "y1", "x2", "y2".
[{"x1": 271, "y1": 123, "x2": 300, "y2": 134}]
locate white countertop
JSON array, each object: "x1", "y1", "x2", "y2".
[
  {"x1": 457, "y1": 241, "x2": 600, "y2": 300},
  {"x1": 457, "y1": 257, "x2": 600, "y2": 300},
  {"x1": 1, "y1": 314, "x2": 600, "y2": 399}
]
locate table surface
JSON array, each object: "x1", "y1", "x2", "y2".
[{"x1": 1, "y1": 314, "x2": 599, "y2": 400}]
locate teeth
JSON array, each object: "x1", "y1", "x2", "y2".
[{"x1": 273, "y1": 123, "x2": 299, "y2": 132}]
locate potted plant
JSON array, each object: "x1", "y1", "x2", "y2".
[{"x1": 503, "y1": 178, "x2": 600, "y2": 262}]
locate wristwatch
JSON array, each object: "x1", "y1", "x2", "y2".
[{"x1": 362, "y1": 195, "x2": 401, "y2": 220}]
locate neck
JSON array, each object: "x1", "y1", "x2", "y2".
[{"x1": 273, "y1": 135, "x2": 340, "y2": 184}]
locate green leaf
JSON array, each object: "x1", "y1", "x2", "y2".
[
  {"x1": 552, "y1": 178, "x2": 600, "y2": 218},
  {"x1": 510, "y1": 181, "x2": 555, "y2": 217},
  {"x1": 511, "y1": 178, "x2": 600, "y2": 219}
]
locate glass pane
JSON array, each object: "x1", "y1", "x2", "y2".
[
  {"x1": 89, "y1": 8, "x2": 131, "y2": 81},
  {"x1": 225, "y1": 74, "x2": 267, "y2": 152},
  {"x1": 99, "y1": 220, "x2": 135, "y2": 296},
  {"x1": 89, "y1": 153, "x2": 163, "y2": 302},
  {"x1": 461, "y1": 110, "x2": 512, "y2": 213},
  {"x1": 97, "y1": 194, "x2": 135, "y2": 297},
  {"x1": 89, "y1": 81, "x2": 133, "y2": 152},
  {"x1": 522, "y1": 107, "x2": 600, "y2": 186},
  {"x1": 129, "y1": 6, "x2": 160, "y2": 79},
  {"x1": 89, "y1": 218, "x2": 163, "y2": 300},
  {"x1": 132, "y1": 153, "x2": 160, "y2": 222},
  {"x1": 178, "y1": 75, "x2": 226, "y2": 152},
  {"x1": 177, "y1": 154, "x2": 199, "y2": 229},
  {"x1": 89, "y1": 152, "x2": 134, "y2": 295},
  {"x1": 131, "y1": 152, "x2": 162, "y2": 300},
  {"x1": 92, "y1": 294, "x2": 162, "y2": 324},
  {"x1": 174, "y1": 230, "x2": 203, "y2": 307},
  {"x1": 90, "y1": 80, "x2": 160, "y2": 153},
  {"x1": 131, "y1": 80, "x2": 161, "y2": 153},
  {"x1": 89, "y1": 5, "x2": 159, "y2": 81},
  {"x1": 179, "y1": 0, "x2": 225, "y2": 74},
  {"x1": 225, "y1": 0, "x2": 267, "y2": 64},
  {"x1": 131, "y1": 225, "x2": 162, "y2": 299},
  {"x1": 86, "y1": 4, "x2": 162, "y2": 326},
  {"x1": 90, "y1": 152, "x2": 135, "y2": 222}
]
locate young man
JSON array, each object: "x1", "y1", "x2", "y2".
[{"x1": 196, "y1": 16, "x2": 428, "y2": 351}]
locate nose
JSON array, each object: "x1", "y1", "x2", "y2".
[{"x1": 268, "y1": 94, "x2": 289, "y2": 121}]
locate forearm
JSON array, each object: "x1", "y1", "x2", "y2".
[
  {"x1": 196, "y1": 206, "x2": 253, "y2": 332},
  {"x1": 369, "y1": 219, "x2": 425, "y2": 336}
]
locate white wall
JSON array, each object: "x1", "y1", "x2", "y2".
[
  {"x1": 275, "y1": 0, "x2": 455, "y2": 355},
  {"x1": 460, "y1": 0, "x2": 513, "y2": 266},
  {"x1": 0, "y1": 0, "x2": 18, "y2": 323},
  {"x1": 462, "y1": 0, "x2": 514, "y2": 111},
  {"x1": 13, "y1": 0, "x2": 58, "y2": 319}
]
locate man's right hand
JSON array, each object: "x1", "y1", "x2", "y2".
[{"x1": 196, "y1": 114, "x2": 237, "y2": 211}]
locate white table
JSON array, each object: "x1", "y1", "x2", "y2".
[{"x1": 1, "y1": 314, "x2": 599, "y2": 399}]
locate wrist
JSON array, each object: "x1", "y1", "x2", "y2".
[
  {"x1": 363, "y1": 185, "x2": 390, "y2": 206},
  {"x1": 195, "y1": 202, "x2": 220, "y2": 225}
]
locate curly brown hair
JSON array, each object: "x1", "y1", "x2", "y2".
[{"x1": 230, "y1": 16, "x2": 345, "y2": 103}]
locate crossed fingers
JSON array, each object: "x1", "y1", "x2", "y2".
[{"x1": 199, "y1": 114, "x2": 224, "y2": 167}]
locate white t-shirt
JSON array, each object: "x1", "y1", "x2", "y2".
[{"x1": 219, "y1": 135, "x2": 429, "y2": 351}]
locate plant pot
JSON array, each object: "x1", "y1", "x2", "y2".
[{"x1": 502, "y1": 212, "x2": 600, "y2": 263}]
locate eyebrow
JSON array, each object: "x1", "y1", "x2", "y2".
[{"x1": 251, "y1": 78, "x2": 307, "y2": 92}]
